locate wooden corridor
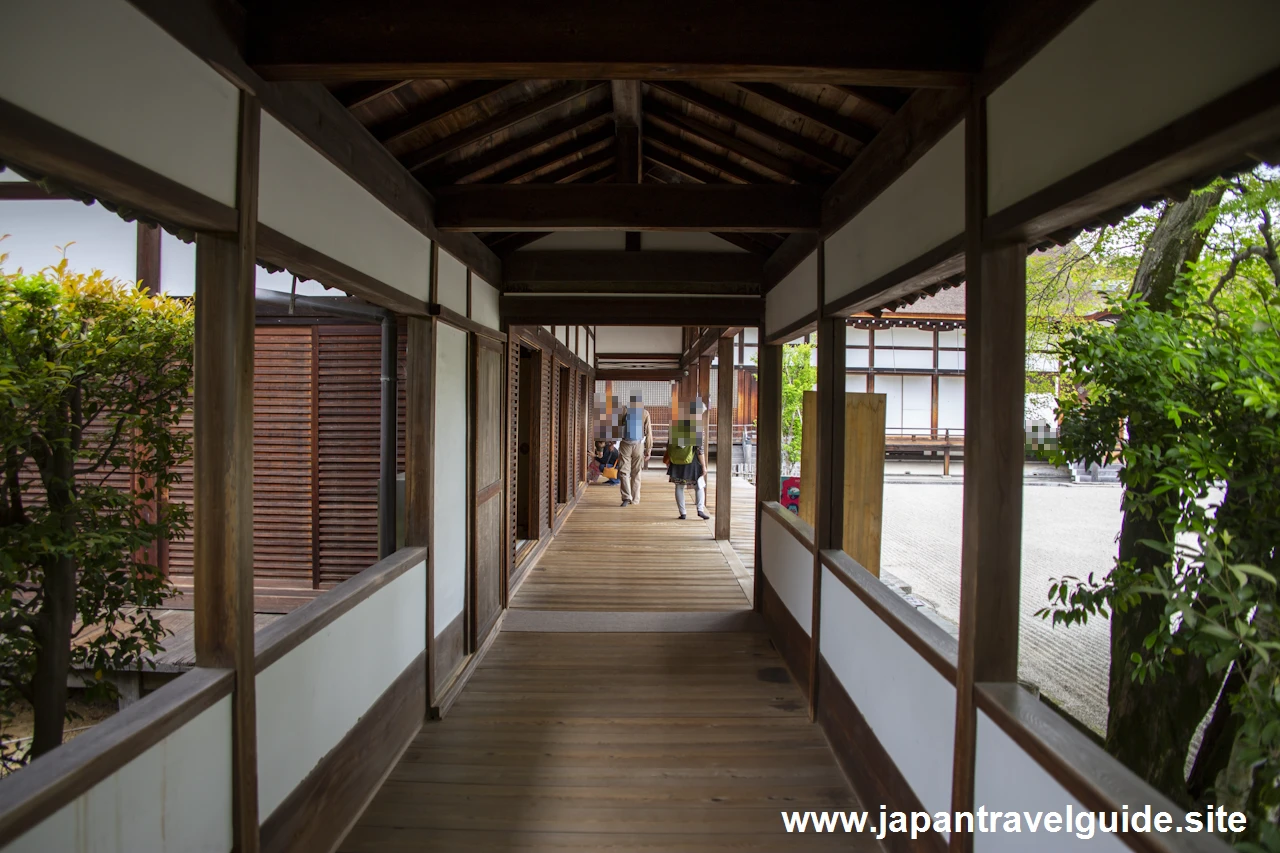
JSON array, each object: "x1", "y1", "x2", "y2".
[
  {"x1": 511, "y1": 468, "x2": 752, "y2": 612},
  {"x1": 340, "y1": 631, "x2": 869, "y2": 853}
]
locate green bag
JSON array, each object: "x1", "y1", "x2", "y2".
[{"x1": 667, "y1": 443, "x2": 695, "y2": 465}]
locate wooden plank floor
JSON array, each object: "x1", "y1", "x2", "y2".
[
  {"x1": 340, "y1": 632, "x2": 873, "y2": 853},
  {"x1": 512, "y1": 469, "x2": 751, "y2": 612}
]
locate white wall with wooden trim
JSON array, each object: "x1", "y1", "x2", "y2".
[
  {"x1": 471, "y1": 275, "x2": 500, "y2": 330},
  {"x1": 436, "y1": 248, "x2": 467, "y2": 314},
  {"x1": 973, "y1": 711, "x2": 1127, "y2": 852},
  {"x1": 7, "y1": 697, "x2": 234, "y2": 853},
  {"x1": 520, "y1": 232, "x2": 626, "y2": 250},
  {"x1": 0, "y1": 0, "x2": 239, "y2": 206},
  {"x1": 595, "y1": 326, "x2": 683, "y2": 354},
  {"x1": 823, "y1": 123, "x2": 964, "y2": 304},
  {"x1": 255, "y1": 561, "x2": 426, "y2": 820},
  {"x1": 765, "y1": 249, "x2": 818, "y2": 340},
  {"x1": 258, "y1": 115, "x2": 432, "y2": 302},
  {"x1": 432, "y1": 323, "x2": 469, "y2": 636},
  {"x1": 820, "y1": 570, "x2": 956, "y2": 819},
  {"x1": 760, "y1": 514, "x2": 813, "y2": 633},
  {"x1": 987, "y1": 0, "x2": 1280, "y2": 214}
]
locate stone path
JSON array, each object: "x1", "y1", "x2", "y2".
[{"x1": 881, "y1": 480, "x2": 1123, "y2": 734}]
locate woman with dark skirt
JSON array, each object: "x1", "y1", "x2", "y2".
[{"x1": 665, "y1": 416, "x2": 709, "y2": 520}]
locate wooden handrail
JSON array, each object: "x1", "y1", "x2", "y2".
[
  {"x1": 760, "y1": 500, "x2": 816, "y2": 551},
  {"x1": 255, "y1": 545, "x2": 427, "y2": 673},
  {"x1": 818, "y1": 548, "x2": 958, "y2": 684},
  {"x1": 974, "y1": 683, "x2": 1232, "y2": 853},
  {"x1": 0, "y1": 666, "x2": 234, "y2": 846}
]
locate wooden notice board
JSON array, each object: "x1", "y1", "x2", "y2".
[{"x1": 799, "y1": 391, "x2": 886, "y2": 576}]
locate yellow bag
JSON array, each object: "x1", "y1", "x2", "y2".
[{"x1": 602, "y1": 465, "x2": 618, "y2": 479}]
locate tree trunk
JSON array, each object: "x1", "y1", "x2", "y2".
[
  {"x1": 29, "y1": 440, "x2": 77, "y2": 759},
  {"x1": 1105, "y1": 187, "x2": 1226, "y2": 803}
]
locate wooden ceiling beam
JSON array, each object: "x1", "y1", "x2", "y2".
[
  {"x1": 248, "y1": 1, "x2": 974, "y2": 87},
  {"x1": 643, "y1": 129, "x2": 761, "y2": 185},
  {"x1": 531, "y1": 147, "x2": 616, "y2": 184},
  {"x1": 485, "y1": 232, "x2": 552, "y2": 254},
  {"x1": 370, "y1": 80, "x2": 520, "y2": 146},
  {"x1": 712, "y1": 232, "x2": 781, "y2": 256},
  {"x1": 433, "y1": 184, "x2": 821, "y2": 232},
  {"x1": 648, "y1": 82, "x2": 849, "y2": 172},
  {"x1": 642, "y1": 148, "x2": 723, "y2": 186},
  {"x1": 501, "y1": 294, "x2": 764, "y2": 326},
  {"x1": 332, "y1": 79, "x2": 411, "y2": 109},
  {"x1": 479, "y1": 126, "x2": 615, "y2": 184},
  {"x1": 646, "y1": 103, "x2": 823, "y2": 185},
  {"x1": 424, "y1": 106, "x2": 614, "y2": 186},
  {"x1": 505, "y1": 250, "x2": 763, "y2": 295},
  {"x1": 402, "y1": 81, "x2": 606, "y2": 173},
  {"x1": 733, "y1": 83, "x2": 878, "y2": 145},
  {"x1": 832, "y1": 85, "x2": 904, "y2": 122}
]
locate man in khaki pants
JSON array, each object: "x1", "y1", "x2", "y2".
[{"x1": 617, "y1": 393, "x2": 652, "y2": 506}]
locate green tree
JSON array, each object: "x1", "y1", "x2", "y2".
[
  {"x1": 0, "y1": 257, "x2": 193, "y2": 769},
  {"x1": 1042, "y1": 169, "x2": 1280, "y2": 839},
  {"x1": 781, "y1": 341, "x2": 815, "y2": 466}
]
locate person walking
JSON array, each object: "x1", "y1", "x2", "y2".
[
  {"x1": 665, "y1": 415, "x2": 708, "y2": 520},
  {"x1": 617, "y1": 393, "x2": 652, "y2": 507}
]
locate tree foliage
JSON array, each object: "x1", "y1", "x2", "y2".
[
  {"x1": 0, "y1": 256, "x2": 193, "y2": 770},
  {"x1": 1041, "y1": 169, "x2": 1280, "y2": 847},
  {"x1": 781, "y1": 341, "x2": 815, "y2": 466}
]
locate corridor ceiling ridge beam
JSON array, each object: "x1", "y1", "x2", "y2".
[
  {"x1": 504, "y1": 251, "x2": 762, "y2": 294},
  {"x1": 501, "y1": 294, "x2": 763, "y2": 326},
  {"x1": 247, "y1": 2, "x2": 975, "y2": 87},
  {"x1": 435, "y1": 184, "x2": 820, "y2": 232}
]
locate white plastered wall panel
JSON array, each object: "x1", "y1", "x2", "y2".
[
  {"x1": 824, "y1": 123, "x2": 964, "y2": 304},
  {"x1": 8, "y1": 696, "x2": 234, "y2": 853},
  {"x1": 760, "y1": 513, "x2": 813, "y2": 633},
  {"x1": 0, "y1": 0, "x2": 239, "y2": 206},
  {"x1": 595, "y1": 326, "x2": 683, "y2": 354},
  {"x1": 436, "y1": 249, "x2": 468, "y2": 315},
  {"x1": 522, "y1": 232, "x2": 626, "y2": 250},
  {"x1": 587, "y1": 330, "x2": 595, "y2": 365},
  {"x1": 433, "y1": 323, "x2": 469, "y2": 636},
  {"x1": 988, "y1": 0, "x2": 1280, "y2": 214},
  {"x1": 256, "y1": 562, "x2": 426, "y2": 819},
  {"x1": 0, "y1": 200, "x2": 137, "y2": 283},
  {"x1": 640, "y1": 232, "x2": 748, "y2": 252},
  {"x1": 765, "y1": 249, "x2": 818, "y2": 339},
  {"x1": 974, "y1": 709, "x2": 1128, "y2": 851},
  {"x1": 471, "y1": 275, "x2": 500, "y2": 330},
  {"x1": 258, "y1": 115, "x2": 431, "y2": 302},
  {"x1": 821, "y1": 571, "x2": 956, "y2": 819}
]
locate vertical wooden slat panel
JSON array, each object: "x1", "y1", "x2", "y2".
[{"x1": 317, "y1": 325, "x2": 382, "y2": 586}]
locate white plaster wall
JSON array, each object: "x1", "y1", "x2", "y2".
[
  {"x1": 258, "y1": 115, "x2": 431, "y2": 303},
  {"x1": 760, "y1": 512, "x2": 813, "y2": 634},
  {"x1": 521, "y1": 232, "x2": 626, "y2": 250},
  {"x1": 0, "y1": 200, "x2": 137, "y2": 283},
  {"x1": 0, "y1": 0, "x2": 239, "y2": 206},
  {"x1": 471, "y1": 275, "x2": 500, "y2": 330},
  {"x1": 765, "y1": 249, "x2": 818, "y2": 340},
  {"x1": 8, "y1": 696, "x2": 234, "y2": 853},
  {"x1": 433, "y1": 324, "x2": 469, "y2": 636},
  {"x1": 988, "y1": 0, "x2": 1280, "y2": 214},
  {"x1": 974, "y1": 709, "x2": 1128, "y2": 852},
  {"x1": 587, "y1": 330, "x2": 594, "y2": 365},
  {"x1": 436, "y1": 248, "x2": 467, "y2": 315},
  {"x1": 256, "y1": 562, "x2": 426, "y2": 819},
  {"x1": 595, "y1": 326, "x2": 683, "y2": 354},
  {"x1": 639, "y1": 232, "x2": 747, "y2": 252},
  {"x1": 824, "y1": 124, "x2": 964, "y2": 304},
  {"x1": 821, "y1": 570, "x2": 956, "y2": 819}
]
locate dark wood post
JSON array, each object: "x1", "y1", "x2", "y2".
[
  {"x1": 950, "y1": 93, "x2": 1028, "y2": 853},
  {"x1": 755, "y1": 342, "x2": 782, "y2": 613},
  {"x1": 379, "y1": 313, "x2": 398, "y2": 559},
  {"x1": 714, "y1": 336, "x2": 734, "y2": 540},
  {"x1": 193, "y1": 92, "x2": 260, "y2": 853},
  {"x1": 404, "y1": 316, "x2": 434, "y2": 705},
  {"x1": 135, "y1": 222, "x2": 165, "y2": 572},
  {"x1": 810, "y1": 244, "x2": 845, "y2": 716}
]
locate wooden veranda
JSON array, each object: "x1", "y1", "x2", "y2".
[{"x1": 0, "y1": 2, "x2": 1276, "y2": 853}]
